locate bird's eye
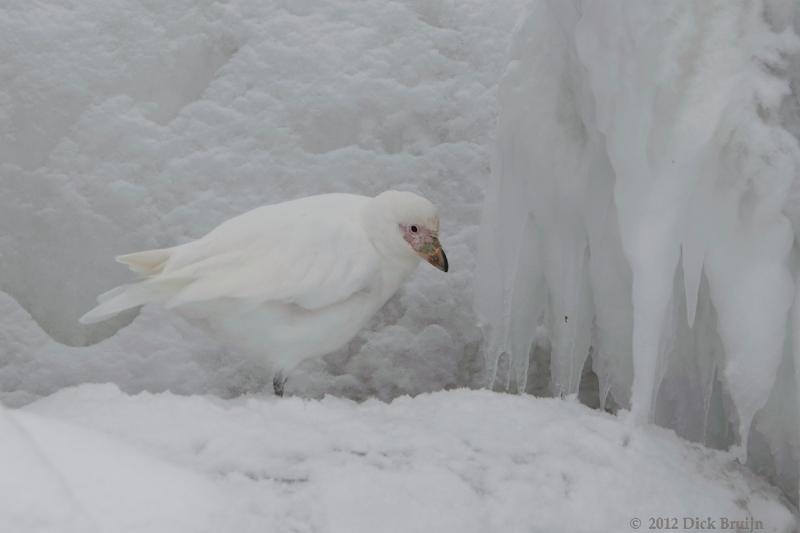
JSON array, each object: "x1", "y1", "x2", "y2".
[{"x1": 410, "y1": 225, "x2": 418, "y2": 233}]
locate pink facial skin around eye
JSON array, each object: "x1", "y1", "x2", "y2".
[{"x1": 400, "y1": 223, "x2": 433, "y2": 252}]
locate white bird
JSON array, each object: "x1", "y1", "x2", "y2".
[{"x1": 80, "y1": 190, "x2": 448, "y2": 395}]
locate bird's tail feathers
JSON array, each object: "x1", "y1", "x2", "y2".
[
  {"x1": 116, "y1": 248, "x2": 172, "y2": 276},
  {"x1": 79, "y1": 278, "x2": 188, "y2": 324}
]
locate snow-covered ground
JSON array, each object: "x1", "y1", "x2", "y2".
[
  {"x1": 5, "y1": 386, "x2": 795, "y2": 533},
  {"x1": 2, "y1": 0, "x2": 799, "y2": 530}
]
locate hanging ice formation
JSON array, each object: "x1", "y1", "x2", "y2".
[{"x1": 475, "y1": 0, "x2": 800, "y2": 500}]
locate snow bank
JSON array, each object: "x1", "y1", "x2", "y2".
[
  {"x1": 476, "y1": 0, "x2": 800, "y2": 500},
  {"x1": 0, "y1": 406, "x2": 94, "y2": 533},
  {"x1": 0, "y1": 0, "x2": 523, "y2": 400},
  {"x1": 8, "y1": 386, "x2": 793, "y2": 533},
  {"x1": 11, "y1": 409, "x2": 235, "y2": 533}
]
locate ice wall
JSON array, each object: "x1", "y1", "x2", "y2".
[{"x1": 476, "y1": 0, "x2": 800, "y2": 499}]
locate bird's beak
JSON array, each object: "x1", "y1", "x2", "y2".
[{"x1": 423, "y1": 238, "x2": 448, "y2": 272}]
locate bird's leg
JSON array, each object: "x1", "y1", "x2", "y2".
[{"x1": 273, "y1": 370, "x2": 288, "y2": 397}]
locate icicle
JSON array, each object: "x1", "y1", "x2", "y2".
[
  {"x1": 542, "y1": 231, "x2": 591, "y2": 396},
  {"x1": 681, "y1": 241, "x2": 703, "y2": 329},
  {"x1": 506, "y1": 214, "x2": 546, "y2": 392},
  {"x1": 585, "y1": 143, "x2": 634, "y2": 409}
]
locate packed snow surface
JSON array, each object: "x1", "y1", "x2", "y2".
[{"x1": 4, "y1": 387, "x2": 794, "y2": 533}]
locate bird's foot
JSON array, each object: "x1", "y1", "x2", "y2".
[{"x1": 273, "y1": 371, "x2": 288, "y2": 397}]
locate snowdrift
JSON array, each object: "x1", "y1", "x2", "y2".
[{"x1": 4, "y1": 386, "x2": 793, "y2": 533}]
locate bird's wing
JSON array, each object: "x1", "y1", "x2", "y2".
[{"x1": 156, "y1": 205, "x2": 381, "y2": 311}]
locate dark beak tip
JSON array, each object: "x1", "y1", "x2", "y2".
[{"x1": 423, "y1": 244, "x2": 448, "y2": 272}]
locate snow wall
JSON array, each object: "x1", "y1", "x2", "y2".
[
  {"x1": 475, "y1": 0, "x2": 800, "y2": 500},
  {"x1": 0, "y1": 0, "x2": 523, "y2": 404}
]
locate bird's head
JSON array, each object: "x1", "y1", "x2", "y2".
[{"x1": 369, "y1": 190, "x2": 448, "y2": 272}]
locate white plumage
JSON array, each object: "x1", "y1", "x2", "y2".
[{"x1": 81, "y1": 190, "x2": 448, "y2": 394}]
